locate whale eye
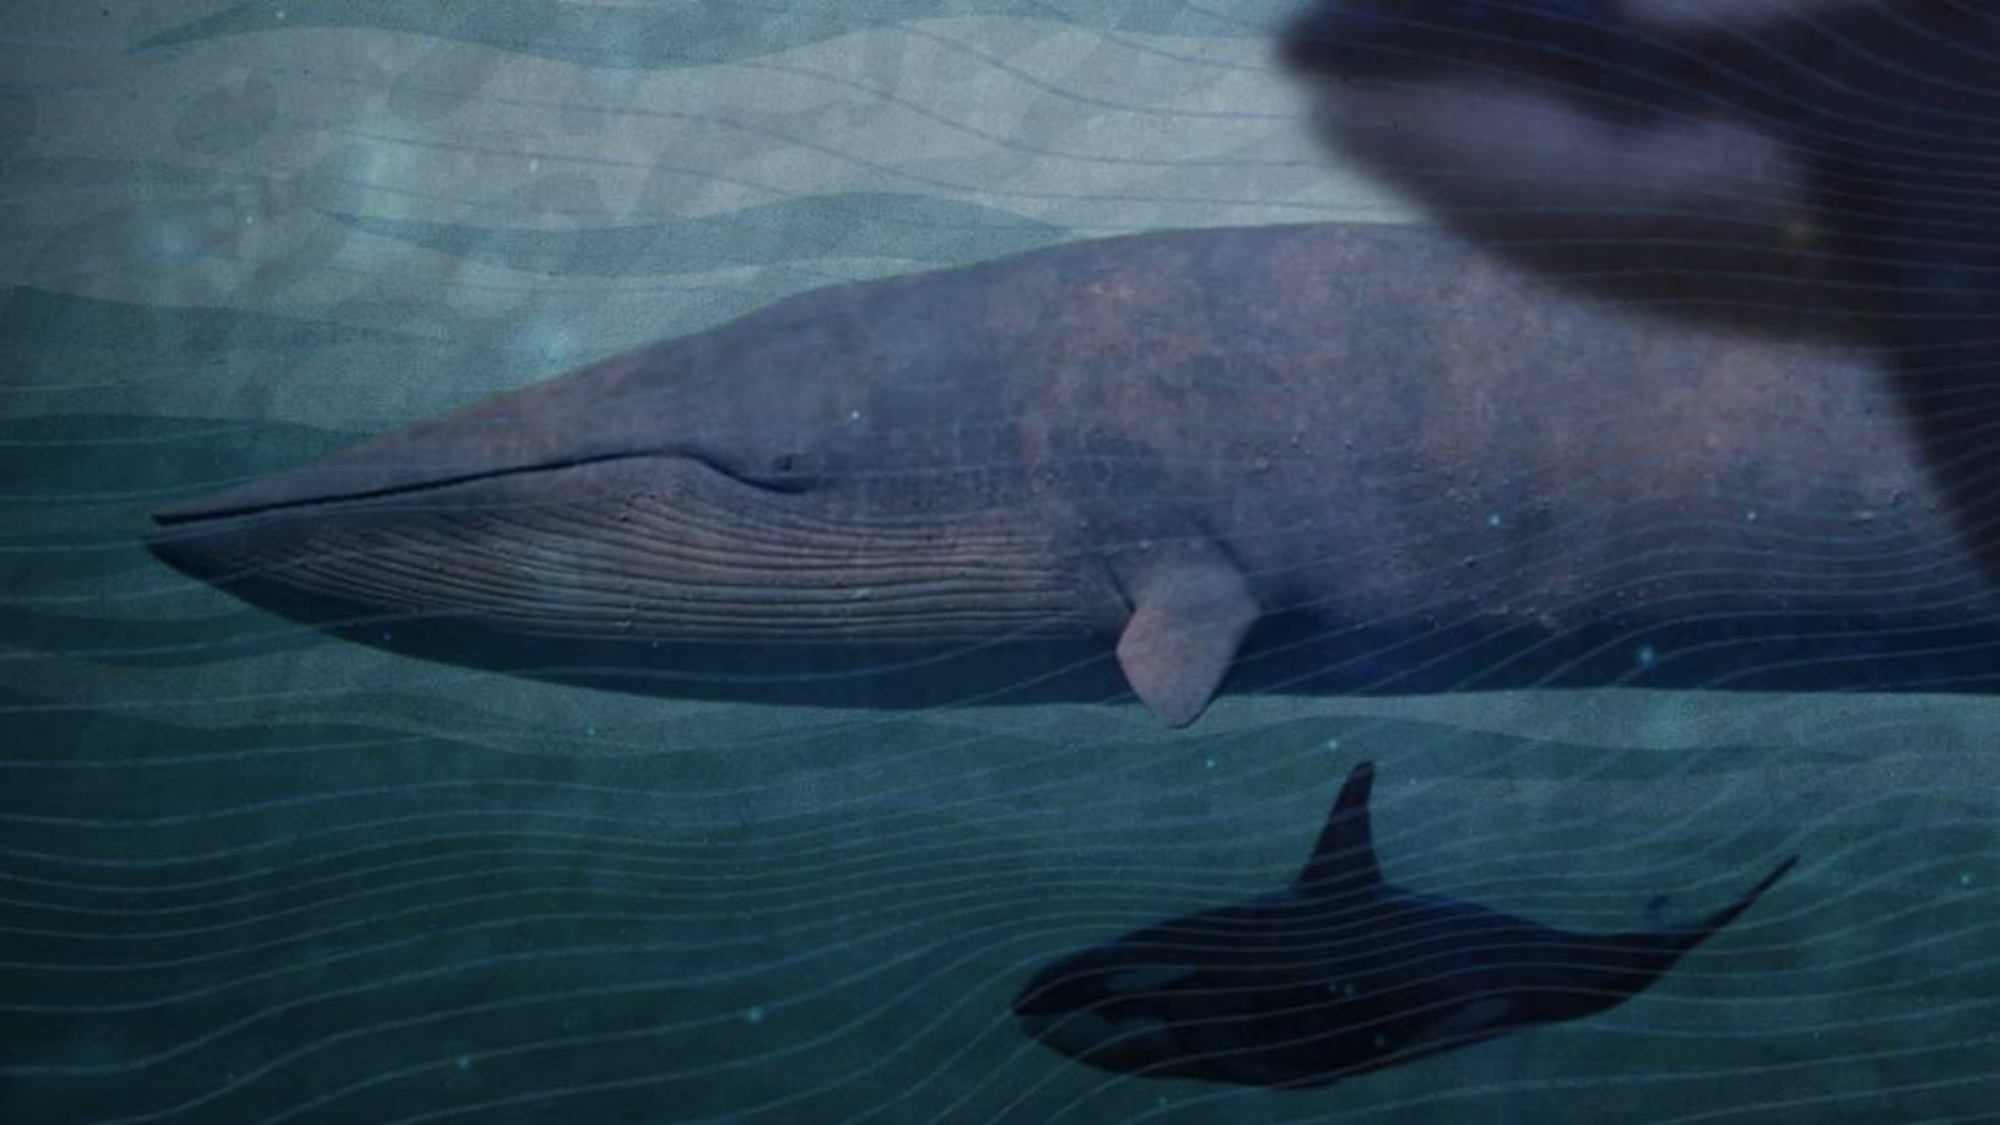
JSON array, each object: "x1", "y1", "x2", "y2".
[
  {"x1": 738, "y1": 450, "x2": 823, "y2": 493},
  {"x1": 681, "y1": 447, "x2": 824, "y2": 494}
]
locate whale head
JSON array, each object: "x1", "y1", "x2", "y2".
[{"x1": 146, "y1": 278, "x2": 1126, "y2": 708}]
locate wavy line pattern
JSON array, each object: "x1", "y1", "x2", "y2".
[
  {"x1": 6, "y1": 2, "x2": 2000, "y2": 1123},
  {"x1": 2, "y1": 686, "x2": 1996, "y2": 1123},
  {"x1": 325, "y1": 193, "x2": 1075, "y2": 275},
  {"x1": 135, "y1": 1, "x2": 1294, "y2": 68}
]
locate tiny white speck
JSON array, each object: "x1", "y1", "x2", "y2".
[
  {"x1": 1205, "y1": 758, "x2": 1215, "y2": 770},
  {"x1": 1635, "y1": 645, "x2": 1657, "y2": 667},
  {"x1": 746, "y1": 1005, "x2": 765, "y2": 1024},
  {"x1": 1744, "y1": 508, "x2": 1759, "y2": 522},
  {"x1": 1486, "y1": 513, "x2": 1502, "y2": 527},
  {"x1": 849, "y1": 410, "x2": 863, "y2": 423},
  {"x1": 1324, "y1": 738, "x2": 1340, "y2": 752},
  {"x1": 1961, "y1": 873, "x2": 1975, "y2": 888}
]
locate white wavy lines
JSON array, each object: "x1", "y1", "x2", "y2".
[
  {"x1": 5, "y1": 4, "x2": 2000, "y2": 1124},
  {"x1": 3, "y1": 700, "x2": 1997, "y2": 1122},
  {"x1": 1, "y1": 7, "x2": 1357, "y2": 430},
  {"x1": 252, "y1": 19, "x2": 1308, "y2": 194}
]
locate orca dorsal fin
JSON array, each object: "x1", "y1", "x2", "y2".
[{"x1": 1293, "y1": 761, "x2": 1384, "y2": 898}]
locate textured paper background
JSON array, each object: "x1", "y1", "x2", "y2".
[{"x1": 2, "y1": 4, "x2": 1994, "y2": 1122}]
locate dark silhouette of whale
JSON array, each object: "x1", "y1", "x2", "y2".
[
  {"x1": 1015, "y1": 761, "x2": 1798, "y2": 1088},
  {"x1": 147, "y1": 223, "x2": 2000, "y2": 726}
]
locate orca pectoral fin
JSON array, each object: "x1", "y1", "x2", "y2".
[
  {"x1": 1691, "y1": 853, "x2": 1800, "y2": 936},
  {"x1": 1112, "y1": 543, "x2": 1259, "y2": 727},
  {"x1": 1887, "y1": 324, "x2": 2000, "y2": 591},
  {"x1": 1872, "y1": 187, "x2": 2000, "y2": 590}
]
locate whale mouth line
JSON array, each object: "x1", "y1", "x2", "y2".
[{"x1": 152, "y1": 449, "x2": 795, "y2": 528}]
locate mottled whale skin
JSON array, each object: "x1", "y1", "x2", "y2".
[
  {"x1": 1015, "y1": 761, "x2": 1798, "y2": 1088},
  {"x1": 148, "y1": 222, "x2": 2000, "y2": 726}
]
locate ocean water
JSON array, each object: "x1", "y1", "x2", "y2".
[{"x1": 3, "y1": 3, "x2": 1996, "y2": 1123}]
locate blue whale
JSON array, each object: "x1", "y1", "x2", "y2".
[
  {"x1": 146, "y1": 223, "x2": 2000, "y2": 726},
  {"x1": 1014, "y1": 761, "x2": 1797, "y2": 1087}
]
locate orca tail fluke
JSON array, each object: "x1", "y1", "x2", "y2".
[{"x1": 1678, "y1": 854, "x2": 1799, "y2": 948}]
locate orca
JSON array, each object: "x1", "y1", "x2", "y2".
[
  {"x1": 1280, "y1": 0, "x2": 2000, "y2": 589},
  {"x1": 1015, "y1": 761, "x2": 1797, "y2": 1087}
]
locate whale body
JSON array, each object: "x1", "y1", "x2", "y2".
[
  {"x1": 147, "y1": 222, "x2": 2000, "y2": 725},
  {"x1": 1014, "y1": 761, "x2": 1797, "y2": 1087}
]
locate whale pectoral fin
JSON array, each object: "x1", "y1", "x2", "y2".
[{"x1": 1113, "y1": 547, "x2": 1259, "y2": 727}]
